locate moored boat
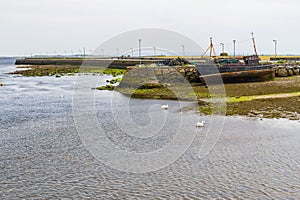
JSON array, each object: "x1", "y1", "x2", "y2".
[
  {"x1": 196, "y1": 56, "x2": 275, "y2": 84},
  {"x1": 197, "y1": 33, "x2": 275, "y2": 84}
]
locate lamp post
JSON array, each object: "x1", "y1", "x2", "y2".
[
  {"x1": 220, "y1": 43, "x2": 224, "y2": 53},
  {"x1": 153, "y1": 47, "x2": 156, "y2": 56},
  {"x1": 233, "y1": 40, "x2": 236, "y2": 57},
  {"x1": 273, "y1": 40, "x2": 277, "y2": 57},
  {"x1": 181, "y1": 45, "x2": 185, "y2": 57}
]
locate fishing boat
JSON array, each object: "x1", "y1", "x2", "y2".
[
  {"x1": 196, "y1": 55, "x2": 274, "y2": 83},
  {"x1": 197, "y1": 34, "x2": 275, "y2": 83}
]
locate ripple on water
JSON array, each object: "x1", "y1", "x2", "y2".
[{"x1": 0, "y1": 60, "x2": 300, "y2": 198}]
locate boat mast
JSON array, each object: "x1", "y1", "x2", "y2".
[
  {"x1": 251, "y1": 32, "x2": 258, "y2": 56},
  {"x1": 202, "y1": 37, "x2": 217, "y2": 57}
]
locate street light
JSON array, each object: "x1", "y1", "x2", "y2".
[
  {"x1": 233, "y1": 40, "x2": 236, "y2": 57},
  {"x1": 273, "y1": 40, "x2": 277, "y2": 57},
  {"x1": 181, "y1": 45, "x2": 185, "y2": 57},
  {"x1": 153, "y1": 47, "x2": 156, "y2": 56},
  {"x1": 138, "y1": 39, "x2": 142, "y2": 58},
  {"x1": 220, "y1": 43, "x2": 225, "y2": 53}
]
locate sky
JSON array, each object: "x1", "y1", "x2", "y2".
[{"x1": 1, "y1": 0, "x2": 300, "y2": 56}]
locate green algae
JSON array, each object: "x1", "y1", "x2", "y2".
[{"x1": 10, "y1": 65, "x2": 126, "y2": 77}]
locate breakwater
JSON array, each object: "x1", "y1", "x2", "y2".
[
  {"x1": 119, "y1": 65, "x2": 200, "y2": 89},
  {"x1": 15, "y1": 58, "x2": 159, "y2": 69},
  {"x1": 15, "y1": 58, "x2": 300, "y2": 80}
]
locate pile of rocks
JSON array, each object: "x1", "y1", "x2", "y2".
[
  {"x1": 275, "y1": 65, "x2": 300, "y2": 77},
  {"x1": 248, "y1": 108, "x2": 300, "y2": 120},
  {"x1": 161, "y1": 57, "x2": 191, "y2": 66}
]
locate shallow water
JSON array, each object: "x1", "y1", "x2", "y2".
[{"x1": 0, "y1": 58, "x2": 299, "y2": 199}]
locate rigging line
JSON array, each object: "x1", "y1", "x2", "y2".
[
  {"x1": 215, "y1": 43, "x2": 232, "y2": 47},
  {"x1": 236, "y1": 39, "x2": 252, "y2": 43},
  {"x1": 214, "y1": 39, "x2": 252, "y2": 47}
]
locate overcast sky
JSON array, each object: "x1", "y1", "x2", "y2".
[{"x1": 1, "y1": 0, "x2": 300, "y2": 56}]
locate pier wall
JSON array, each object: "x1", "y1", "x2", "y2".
[
  {"x1": 119, "y1": 66, "x2": 201, "y2": 88},
  {"x1": 15, "y1": 58, "x2": 158, "y2": 69}
]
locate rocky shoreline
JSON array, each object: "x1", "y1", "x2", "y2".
[
  {"x1": 9, "y1": 65, "x2": 126, "y2": 77},
  {"x1": 9, "y1": 64, "x2": 300, "y2": 120},
  {"x1": 116, "y1": 75, "x2": 300, "y2": 120}
]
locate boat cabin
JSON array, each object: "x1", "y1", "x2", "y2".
[{"x1": 243, "y1": 55, "x2": 260, "y2": 65}]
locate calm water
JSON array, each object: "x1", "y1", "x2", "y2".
[{"x1": 0, "y1": 58, "x2": 299, "y2": 199}]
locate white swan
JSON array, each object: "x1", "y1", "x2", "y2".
[
  {"x1": 161, "y1": 105, "x2": 168, "y2": 109},
  {"x1": 196, "y1": 121, "x2": 206, "y2": 127}
]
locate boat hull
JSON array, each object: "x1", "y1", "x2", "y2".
[{"x1": 199, "y1": 68, "x2": 275, "y2": 84}]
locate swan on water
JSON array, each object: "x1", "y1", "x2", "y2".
[
  {"x1": 161, "y1": 105, "x2": 168, "y2": 109},
  {"x1": 196, "y1": 121, "x2": 206, "y2": 127}
]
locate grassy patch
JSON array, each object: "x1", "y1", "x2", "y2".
[
  {"x1": 107, "y1": 77, "x2": 122, "y2": 84},
  {"x1": 80, "y1": 68, "x2": 126, "y2": 76},
  {"x1": 94, "y1": 84, "x2": 115, "y2": 91},
  {"x1": 199, "y1": 105, "x2": 213, "y2": 115},
  {"x1": 198, "y1": 96, "x2": 300, "y2": 120},
  {"x1": 226, "y1": 97, "x2": 300, "y2": 119},
  {"x1": 223, "y1": 76, "x2": 300, "y2": 97},
  {"x1": 116, "y1": 87, "x2": 178, "y2": 100},
  {"x1": 10, "y1": 65, "x2": 126, "y2": 77}
]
